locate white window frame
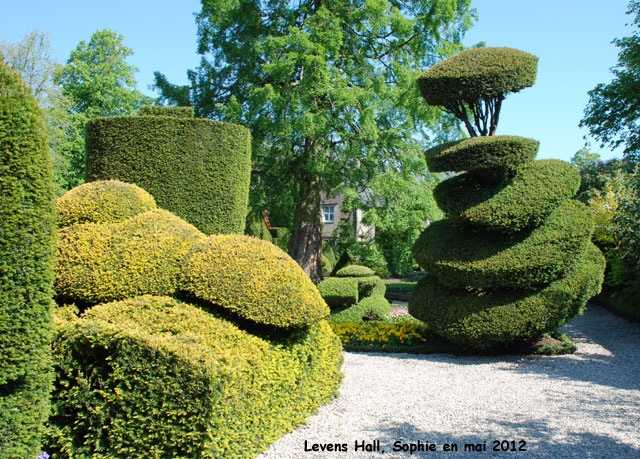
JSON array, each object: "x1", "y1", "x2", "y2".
[{"x1": 322, "y1": 205, "x2": 335, "y2": 224}]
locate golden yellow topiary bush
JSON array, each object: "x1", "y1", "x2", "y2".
[
  {"x1": 181, "y1": 235, "x2": 330, "y2": 327},
  {"x1": 56, "y1": 180, "x2": 157, "y2": 227}
]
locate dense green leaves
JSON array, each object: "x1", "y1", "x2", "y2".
[
  {"x1": 581, "y1": 1, "x2": 640, "y2": 160},
  {"x1": 154, "y1": 0, "x2": 474, "y2": 279}
]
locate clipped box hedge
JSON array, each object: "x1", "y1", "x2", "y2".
[
  {"x1": 409, "y1": 243, "x2": 605, "y2": 349},
  {"x1": 45, "y1": 296, "x2": 343, "y2": 458},
  {"x1": 0, "y1": 60, "x2": 55, "y2": 458},
  {"x1": 180, "y1": 235, "x2": 330, "y2": 328},
  {"x1": 433, "y1": 159, "x2": 581, "y2": 233},
  {"x1": 317, "y1": 277, "x2": 359, "y2": 308},
  {"x1": 85, "y1": 111, "x2": 251, "y2": 235},
  {"x1": 56, "y1": 179, "x2": 156, "y2": 227},
  {"x1": 335, "y1": 265, "x2": 375, "y2": 277},
  {"x1": 329, "y1": 294, "x2": 392, "y2": 323},
  {"x1": 425, "y1": 136, "x2": 539, "y2": 173},
  {"x1": 412, "y1": 200, "x2": 594, "y2": 290}
]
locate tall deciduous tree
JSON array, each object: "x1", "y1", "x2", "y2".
[
  {"x1": 52, "y1": 29, "x2": 152, "y2": 193},
  {"x1": 581, "y1": 0, "x2": 640, "y2": 161},
  {"x1": 155, "y1": 0, "x2": 474, "y2": 282}
]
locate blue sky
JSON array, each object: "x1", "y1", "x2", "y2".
[{"x1": 1, "y1": 0, "x2": 631, "y2": 162}]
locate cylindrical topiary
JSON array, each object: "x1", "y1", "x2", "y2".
[
  {"x1": 0, "y1": 59, "x2": 56, "y2": 458},
  {"x1": 85, "y1": 106, "x2": 251, "y2": 235},
  {"x1": 409, "y1": 47, "x2": 605, "y2": 350}
]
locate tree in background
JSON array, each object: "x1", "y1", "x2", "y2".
[
  {"x1": 581, "y1": 0, "x2": 640, "y2": 161},
  {"x1": 154, "y1": 0, "x2": 474, "y2": 282},
  {"x1": 52, "y1": 29, "x2": 152, "y2": 193}
]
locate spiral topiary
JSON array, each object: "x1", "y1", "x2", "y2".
[{"x1": 409, "y1": 47, "x2": 605, "y2": 350}]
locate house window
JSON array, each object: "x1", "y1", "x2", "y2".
[{"x1": 323, "y1": 205, "x2": 335, "y2": 223}]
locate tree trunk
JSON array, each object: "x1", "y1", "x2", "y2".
[{"x1": 288, "y1": 139, "x2": 323, "y2": 284}]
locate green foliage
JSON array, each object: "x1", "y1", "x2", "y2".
[
  {"x1": 417, "y1": 47, "x2": 538, "y2": 136},
  {"x1": 335, "y1": 265, "x2": 375, "y2": 278},
  {"x1": 85, "y1": 115, "x2": 252, "y2": 235},
  {"x1": 322, "y1": 241, "x2": 337, "y2": 267},
  {"x1": 0, "y1": 59, "x2": 55, "y2": 459},
  {"x1": 356, "y1": 276, "x2": 387, "y2": 298},
  {"x1": 140, "y1": 105, "x2": 194, "y2": 118},
  {"x1": 329, "y1": 295, "x2": 392, "y2": 323},
  {"x1": 56, "y1": 180, "x2": 156, "y2": 227},
  {"x1": 180, "y1": 235, "x2": 330, "y2": 327},
  {"x1": 413, "y1": 200, "x2": 594, "y2": 290},
  {"x1": 434, "y1": 159, "x2": 581, "y2": 233},
  {"x1": 270, "y1": 227, "x2": 292, "y2": 252},
  {"x1": 425, "y1": 136, "x2": 539, "y2": 172},
  {"x1": 316, "y1": 277, "x2": 359, "y2": 308},
  {"x1": 409, "y1": 243, "x2": 605, "y2": 349},
  {"x1": 55, "y1": 208, "x2": 204, "y2": 305},
  {"x1": 581, "y1": 1, "x2": 640, "y2": 160},
  {"x1": 245, "y1": 211, "x2": 273, "y2": 243},
  {"x1": 154, "y1": 0, "x2": 474, "y2": 279},
  {"x1": 45, "y1": 295, "x2": 343, "y2": 458}
]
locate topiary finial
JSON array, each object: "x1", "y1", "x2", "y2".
[{"x1": 417, "y1": 47, "x2": 538, "y2": 137}]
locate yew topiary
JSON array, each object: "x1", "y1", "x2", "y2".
[
  {"x1": 0, "y1": 59, "x2": 56, "y2": 458},
  {"x1": 409, "y1": 48, "x2": 605, "y2": 350}
]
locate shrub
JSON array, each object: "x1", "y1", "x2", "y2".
[
  {"x1": 180, "y1": 235, "x2": 329, "y2": 327},
  {"x1": 356, "y1": 276, "x2": 387, "y2": 297},
  {"x1": 329, "y1": 294, "x2": 392, "y2": 323},
  {"x1": 55, "y1": 209, "x2": 204, "y2": 305},
  {"x1": 434, "y1": 159, "x2": 581, "y2": 233},
  {"x1": 425, "y1": 136, "x2": 539, "y2": 172},
  {"x1": 409, "y1": 243, "x2": 605, "y2": 349},
  {"x1": 330, "y1": 317, "x2": 430, "y2": 348},
  {"x1": 417, "y1": 47, "x2": 538, "y2": 108},
  {"x1": 245, "y1": 212, "x2": 273, "y2": 243},
  {"x1": 409, "y1": 47, "x2": 604, "y2": 350},
  {"x1": 335, "y1": 264, "x2": 375, "y2": 277},
  {"x1": 412, "y1": 200, "x2": 594, "y2": 290},
  {"x1": 85, "y1": 112, "x2": 251, "y2": 235},
  {"x1": 139, "y1": 105, "x2": 194, "y2": 118},
  {"x1": 316, "y1": 277, "x2": 359, "y2": 308},
  {"x1": 269, "y1": 227, "x2": 291, "y2": 252},
  {"x1": 0, "y1": 59, "x2": 55, "y2": 458},
  {"x1": 56, "y1": 180, "x2": 156, "y2": 227},
  {"x1": 45, "y1": 295, "x2": 343, "y2": 458}
]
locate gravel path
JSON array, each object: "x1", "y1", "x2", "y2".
[{"x1": 256, "y1": 304, "x2": 640, "y2": 458}]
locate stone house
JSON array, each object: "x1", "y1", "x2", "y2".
[{"x1": 320, "y1": 191, "x2": 375, "y2": 241}]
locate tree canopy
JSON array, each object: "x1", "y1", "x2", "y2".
[
  {"x1": 155, "y1": 0, "x2": 474, "y2": 281},
  {"x1": 581, "y1": 0, "x2": 640, "y2": 161}
]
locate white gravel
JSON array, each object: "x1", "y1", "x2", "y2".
[{"x1": 256, "y1": 304, "x2": 640, "y2": 458}]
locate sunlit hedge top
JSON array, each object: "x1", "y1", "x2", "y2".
[{"x1": 417, "y1": 47, "x2": 538, "y2": 106}]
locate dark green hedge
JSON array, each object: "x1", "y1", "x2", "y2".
[
  {"x1": 85, "y1": 115, "x2": 251, "y2": 235},
  {"x1": 246, "y1": 212, "x2": 273, "y2": 243},
  {"x1": 335, "y1": 265, "x2": 375, "y2": 277},
  {"x1": 269, "y1": 227, "x2": 291, "y2": 252},
  {"x1": 55, "y1": 209, "x2": 204, "y2": 305},
  {"x1": 317, "y1": 277, "x2": 359, "y2": 308},
  {"x1": 408, "y1": 243, "x2": 605, "y2": 349},
  {"x1": 45, "y1": 295, "x2": 343, "y2": 458},
  {"x1": 356, "y1": 276, "x2": 386, "y2": 298},
  {"x1": 180, "y1": 235, "x2": 330, "y2": 327},
  {"x1": 412, "y1": 200, "x2": 594, "y2": 290},
  {"x1": 434, "y1": 159, "x2": 581, "y2": 233},
  {"x1": 140, "y1": 105, "x2": 194, "y2": 118},
  {"x1": 56, "y1": 180, "x2": 156, "y2": 227},
  {"x1": 417, "y1": 47, "x2": 538, "y2": 107},
  {"x1": 329, "y1": 294, "x2": 392, "y2": 323},
  {"x1": 425, "y1": 136, "x2": 539, "y2": 173},
  {"x1": 0, "y1": 60, "x2": 55, "y2": 458}
]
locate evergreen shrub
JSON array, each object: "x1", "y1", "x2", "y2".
[
  {"x1": 180, "y1": 235, "x2": 330, "y2": 327},
  {"x1": 85, "y1": 111, "x2": 251, "y2": 235},
  {"x1": 330, "y1": 295, "x2": 392, "y2": 323},
  {"x1": 316, "y1": 277, "x2": 359, "y2": 308},
  {"x1": 335, "y1": 265, "x2": 375, "y2": 277},
  {"x1": 0, "y1": 59, "x2": 55, "y2": 458},
  {"x1": 409, "y1": 47, "x2": 605, "y2": 350},
  {"x1": 56, "y1": 179, "x2": 156, "y2": 227},
  {"x1": 46, "y1": 296, "x2": 343, "y2": 458}
]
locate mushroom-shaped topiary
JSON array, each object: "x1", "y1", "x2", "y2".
[{"x1": 409, "y1": 47, "x2": 605, "y2": 350}]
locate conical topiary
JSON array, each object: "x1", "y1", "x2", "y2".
[{"x1": 409, "y1": 47, "x2": 606, "y2": 350}]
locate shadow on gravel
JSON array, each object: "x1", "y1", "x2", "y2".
[
  {"x1": 373, "y1": 418, "x2": 640, "y2": 458},
  {"x1": 355, "y1": 305, "x2": 640, "y2": 391}
]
